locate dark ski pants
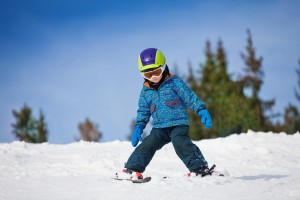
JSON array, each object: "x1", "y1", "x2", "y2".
[{"x1": 125, "y1": 125, "x2": 208, "y2": 172}]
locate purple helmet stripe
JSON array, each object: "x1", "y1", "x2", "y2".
[{"x1": 140, "y1": 48, "x2": 157, "y2": 66}]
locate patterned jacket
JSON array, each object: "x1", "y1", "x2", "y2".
[{"x1": 136, "y1": 75, "x2": 206, "y2": 129}]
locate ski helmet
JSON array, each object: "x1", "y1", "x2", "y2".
[{"x1": 138, "y1": 48, "x2": 166, "y2": 72}]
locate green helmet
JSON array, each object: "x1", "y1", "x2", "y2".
[{"x1": 138, "y1": 48, "x2": 166, "y2": 72}]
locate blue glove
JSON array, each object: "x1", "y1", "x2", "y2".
[
  {"x1": 199, "y1": 109, "x2": 212, "y2": 128},
  {"x1": 132, "y1": 125, "x2": 143, "y2": 147}
]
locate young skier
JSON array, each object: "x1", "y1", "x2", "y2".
[{"x1": 117, "y1": 48, "x2": 213, "y2": 180}]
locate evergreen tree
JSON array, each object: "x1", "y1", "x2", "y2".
[
  {"x1": 264, "y1": 59, "x2": 300, "y2": 134},
  {"x1": 278, "y1": 60, "x2": 300, "y2": 134},
  {"x1": 37, "y1": 110, "x2": 48, "y2": 143},
  {"x1": 187, "y1": 64, "x2": 203, "y2": 140},
  {"x1": 206, "y1": 40, "x2": 256, "y2": 137},
  {"x1": 198, "y1": 40, "x2": 224, "y2": 138},
  {"x1": 186, "y1": 41, "x2": 215, "y2": 140},
  {"x1": 12, "y1": 104, "x2": 48, "y2": 143},
  {"x1": 199, "y1": 41, "x2": 216, "y2": 102},
  {"x1": 78, "y1": 118, "x2": 102, "y2": 142},
  {"x1": 241, "y1": 30, "x2": 275, "y2": 131},
  {"x1": 187, "y1": 39, "x2": 257, "y2": 140},
  {"x1": 241, "y1": 30, "x2": 264, "y2": 100},
  {"x1": 282, "y1": 104, "x2": 300, "y2": 134}
]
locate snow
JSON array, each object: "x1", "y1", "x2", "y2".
[{"x1": 0, "y1": 131, "x2": 299, "y2": 200}]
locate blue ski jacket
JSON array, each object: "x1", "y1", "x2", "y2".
[{"x1": 136, "y1": 75, "x2": 206, "y2": 129}]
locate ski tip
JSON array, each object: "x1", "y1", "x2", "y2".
[{"x1": 131, "y1": 177, "x2": 151, "y2": 183}]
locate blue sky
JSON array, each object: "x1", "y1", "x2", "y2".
[{"x1": 1, "y1": 0, "x2": 300, "y2": 143}]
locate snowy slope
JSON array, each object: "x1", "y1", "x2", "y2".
[{"x1": 0, "y1": 131, "x2": 299, "y2": 200}]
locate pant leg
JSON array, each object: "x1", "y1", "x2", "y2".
[
  {"x1": 170, "y1": 125, "x2": 208, "y2": 171},
  {"x1": 125, "y1": 128, "x2": 171, "y2": 172}
]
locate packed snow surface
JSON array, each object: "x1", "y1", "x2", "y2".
[{"x1": 0, "y1": 131, "x2": 299, "y2": 200}]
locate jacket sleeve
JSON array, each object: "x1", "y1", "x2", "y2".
[
  {"x1": 172, "y1": 76, "x2": 206, "y2": 114},
  {"x1": 136, "y1": 88, "x2": 151, "y2": 129}
]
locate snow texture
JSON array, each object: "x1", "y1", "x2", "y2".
[{"x1": 0, "y1": 131, "x2": 299, "y2": 200}]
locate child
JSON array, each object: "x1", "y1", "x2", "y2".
[{"x1": 118, "y1": 48, "x2": 213, "y2": 180}]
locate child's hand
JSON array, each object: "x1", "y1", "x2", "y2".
[
  {"x1": 199, "y1": 109, "x2": 213, "y2": 128},
  {"x1": 132, "y1": 125, "x2": 143, "y2": 147}
]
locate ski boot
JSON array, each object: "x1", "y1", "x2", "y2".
[
  {"x1": 188, "y1": 164, "x2": 217, "y2": 177},
  {"x1": 115, "y1": 168, "x2": 144, "y2": 180}
]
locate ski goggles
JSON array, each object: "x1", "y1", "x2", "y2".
[{"x1": 141, "y1": 64, "x2": 166, "y2": 80}]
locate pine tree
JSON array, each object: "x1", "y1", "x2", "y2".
[
  {"x1": 186, "y1": 41, "x2": 215, "y2": 140},
  {"x1": 78, "y1": 119, "x2": 102, "y2": 142},
  {"x1": 216, "y1": 40, "x2": 230, "y2": 82},
  {"x1": 200, "y1": 40, "x2": 225, "y2": 138},
  {"x1": 209, "y1": 39, "x2": 256, "y2": 137},
  {"x1": 186, "y1": 63, "x2": 203, "y2": 140},
  {"x1": 283, "y1": 104, "x2": 300, "y2": 134},
  {"x1": 278, "y1": 60, "x2": 300, "y2": 134},
  {"x1": 241, "y1": 30, "x2": 275, "y2": 131},
  {"x1": 37, "y1": 110, "x2": 48, "y2": 143},
  {"x1": 189, "y1": 40, "x2": 231, "y2": 139},
  {"x1": 12, "y1": 104, "x2": 48, "y2": 143},
  {"x1": 270, "y1": 60, "x2": 300, "y2": 133},
  {"x1": 241, "y1": 30, "x2": 264, "y2": 100},
  {"x1": 187, "y1": 39, "x2": 257, "y2": 140},
  {"x1": 200, "y1": 41, "x2": 216, "y2": 102}
]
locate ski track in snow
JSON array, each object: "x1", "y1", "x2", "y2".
[{"x1": 0, "y1": 131, "x2": 299, "y2": 200}]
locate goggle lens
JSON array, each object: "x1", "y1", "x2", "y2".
[{"x1": 142, "y1": 67, "x2": 163, "y2": 79}]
